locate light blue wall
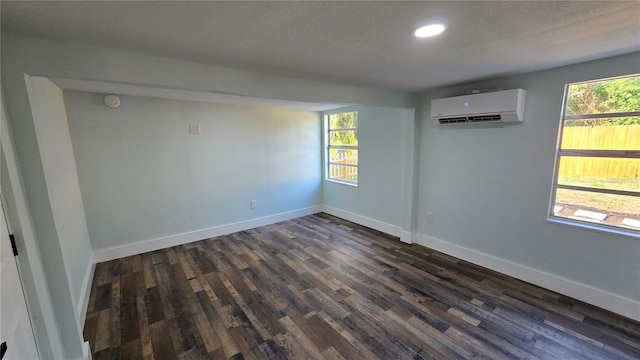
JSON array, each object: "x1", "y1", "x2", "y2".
[
  {"x1": 417, "y1": 52, "x2": 640, "y2": 302},
  {"x1": 4, "y1": 29, "x2": 639, "y2": 357},
  {"x1": 7, "y1": 76, "x2": 89, "y2": 359},
  {"x1": 28, "y1": 79, "x2": 93, "y2": 312},
  {"x1": 64, "y1": 92, "x2": 321, "y2": 250},
  {"x1": 1, "y1": 32, "x2": 413, "y2": 108},
  {"x1": 322, "y1": 106, "x2": 413, "y2": 230},
  {"x1": 1, "y1": 90, "x2": 65, "y2": 359},
  {"x1": 0, "y1": 32, "x2": 413, "y2": 358}
]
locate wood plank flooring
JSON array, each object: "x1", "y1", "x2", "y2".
[{"x1": 84, "y1": 213, "x2": 640, "y2": 359}]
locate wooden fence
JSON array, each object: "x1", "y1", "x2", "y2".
[
  {"x1": 329, "y1": 155, "x2": 358, "y2": 182},
  {"x1": 560, "y1": 124, "x2": 639, "y2": 178}
]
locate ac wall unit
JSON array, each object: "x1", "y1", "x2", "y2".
[{"x1": 430, "y1": 89, "x2": 526, "y2": 127}]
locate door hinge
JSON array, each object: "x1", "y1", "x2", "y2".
[{"x1": 9, "y1": 234, "x2": 18, "y2": 256}]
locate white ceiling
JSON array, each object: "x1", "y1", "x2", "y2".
[{"x1": 2, "y1": 1, "x2": 639, "y2": 93}]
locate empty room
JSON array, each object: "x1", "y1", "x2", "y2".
[{"x1": 1, "y1": 1, "x2": 639, "y2": 359}]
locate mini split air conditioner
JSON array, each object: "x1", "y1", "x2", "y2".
[{"x1": 430, "y1": 89, "x2": 526, "y2": 127}]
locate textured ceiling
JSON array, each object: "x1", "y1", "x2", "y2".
[{"x1": 2, "y1": 1, "x2": 639, "y2": 92}]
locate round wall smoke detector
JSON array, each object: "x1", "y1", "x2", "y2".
[{"x1": 104, "y1": 95, "x2": 121, "y2": 108}]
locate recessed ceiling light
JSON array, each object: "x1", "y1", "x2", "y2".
[{"x1": 414, "y1": 24, "x2": 445, "y2": 38}]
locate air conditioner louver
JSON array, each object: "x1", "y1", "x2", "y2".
[
  {"x1": 438, "y1": 115, "x2": 503, "y2": 125},
  {"x1": 431, "y1": 89, "x2": 526, "y2": 127},
  {"x1": 438, "y1": 117, "x2": 468, "y2": 124},
  {"x1": 469, "y1": 115, "x2": 501, "y2": 123}
]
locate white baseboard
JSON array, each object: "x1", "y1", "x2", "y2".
[
  {"x1": 94, "y1": 206, "x2": 323, "y2": 262},
  {"x1": 77, "y1": 253, "x2": 96, "y2": 328},
  {"x1": 400, "y1": 230, "x2": 414, "y2": 244},
  {"x1": 415, "y1": 233, "x2": 640, "y2": 322},
  {"x1": 78, "y1": 341, "x2": 92, "y2": 360},
  {"x1": 321, "y1": 205, "x2": 402, "y2": 237},
  {"x1": 89, "y1": 205, "x2": 639, "y2": 321}
]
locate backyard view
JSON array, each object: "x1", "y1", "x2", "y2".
[
  {"x1": 327, "y1": 112, "x2": 358, "y2": 184},
  {"x1": 553, "y1": 74, "x2": 640, "y2": 230}
]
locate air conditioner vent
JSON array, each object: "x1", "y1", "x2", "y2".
[
  {"x1": 468, "y1": 114, "x2": 502, "y2": 123},
  {"x1": 430, "y1": 89, "x2": 526, "y2": 127},
  {"x1": 438, "y1": 117, "x2": 469, "y2": 124}
]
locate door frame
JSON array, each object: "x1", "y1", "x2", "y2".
[{"x1": 1, "y1": 193, "x2": 39, "y2": 359}]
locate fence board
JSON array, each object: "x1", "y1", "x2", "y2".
[
  {"x1": 329, "y1": 156, "x2": 358, "y2": 182},
  {"x1": 560, "y1": 124, "x2": 640, "y2": 178}
]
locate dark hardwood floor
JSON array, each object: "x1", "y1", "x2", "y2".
[{"x1": 83, "y1": 213, "x2": 640, "y2": 359}]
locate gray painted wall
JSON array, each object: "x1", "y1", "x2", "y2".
[
  {"x1": 417, "y1": 52, "x2": 640, "y2": 303},
  {"x1": 64, "y1": 91, "x2": 321, "y2": 250}
]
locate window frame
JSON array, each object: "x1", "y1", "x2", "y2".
[
  {"x1": 548, "y1": 74, "x2": 640, "y2": 238},
  {"x1": 324, "y1": 111, "x2": 359, "y2": 186}
]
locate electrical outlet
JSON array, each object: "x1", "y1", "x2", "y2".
[
  {"x1": 426, "y1": 212, "x2": 433, "y2": 223},
  {"x1": 250, "y1": 200, "x2": 257, "y2": 209}
]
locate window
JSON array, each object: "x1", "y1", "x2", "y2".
[
  {"x1": 550, "y1": 74, "x2": 640, "y2": 236},
  {"x1": 325, "y1": 111, "x2": 358, "y2": 185}
]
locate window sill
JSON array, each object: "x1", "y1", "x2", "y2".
[
  {"x1": 546, "y1": 216, "x2": 640, "y2": 239},
  {"x1": 324, "y1": 178, "x2": 358, "y2": 187}
]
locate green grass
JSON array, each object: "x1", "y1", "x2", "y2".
[
  {"x1": 556, "y1": 176, "x2": 640, "y2": 215},
  {"x1": 558, "y1": 175, "x2": 640, "y2": 192}
]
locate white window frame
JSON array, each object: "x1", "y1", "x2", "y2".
[
  {"x1": 324, "y1": 111, "x2": 358, "y2": 186},
  {"x1": 548, "y1": 74, "x2": 640, "y2": 238}
]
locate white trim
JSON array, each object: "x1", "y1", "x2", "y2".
[
  {"x1": 94, "y1": 206, "x2": 323, "y2": 262},
  {"x1": 321, "y1": 205, "x2": 402, "y2": 237},
  {"x1": 547, "y1": 217, "x2": 640, "y2": 239},
  {"x1": 324, "y1": 178, "x2": 358, "y2": 187},
  {"x1": 400, "y1": 231, "x2": 414, "y2": 244},
  {"x1": 415, "y1": 233, "x2": 640, "y2": 322},
  {"x1": 1, "y1": 84, "x2": 65, "y2": 359},
  {"x1": 76, "y1": 341, "x2": 92, "y2": 360},
  {"x1": 77, "y1": 253, "x2": 96, "y2": 328}
]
